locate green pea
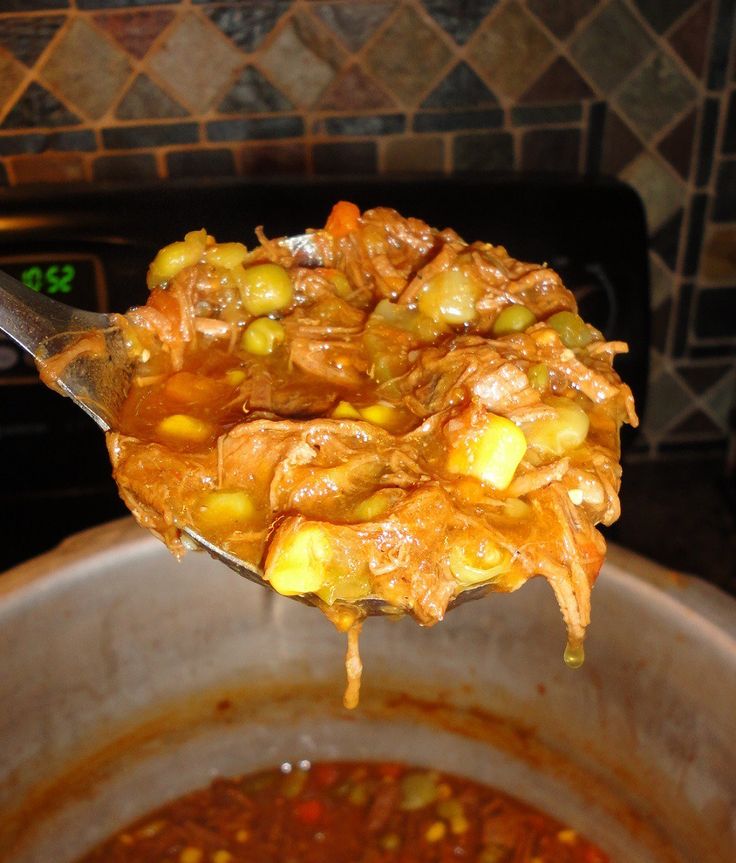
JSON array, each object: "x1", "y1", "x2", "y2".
[
  {"x1": 547, "y1": 311, "x2": 593, "y2": 348},
  {"x1": 527, "y1": 363, "x2": 549, "y2": 391},
  {"x1": 492, "y1": 304, "x2": 536, "y2": 336},
  {"x1": 238, "y1": 263, "x2": 293, "y2": 315},
  {"x1": 241, "y1": 317, "x2": 285, "y2": 355}
]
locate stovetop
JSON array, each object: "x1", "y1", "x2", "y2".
[{"x1": 0, "y1": 176, "x2": 650, "y2": 572}]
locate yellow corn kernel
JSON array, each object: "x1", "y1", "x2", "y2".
[
  {"x1": 380, "y1": 834, "x2": 400, "y2": 851},
  {"x1": 492, "y1": 304, "x2": 536, "y2": 335},
  {"x1": 266, "y1": 524, "x2": 332, "y2": 596},
  {"x1": 328, "y1": 271, "x2": 352, "y2": 297},
  {"x1": 224, "y1": 369, "x2": 246, "y2": 386},
  {"x1": 425, "y1": 821, "x2": 447, "y2": 843},
  {"x1": 204, "y1": 242, "x2": 248, "y2": 269},
  {"x1": 235, "y1": 829, "x2": 249, "y2": 843},
  {"x1": 523, "y1": 397, "x2": 589, "y2": 455},
  {"x1": 157, "y1": 414, "x2": 213, "y2": 444},
  {"x1": 447, "y1": 414, "x2": 527, "y2": 490},
  {"x1": 417, "y1": 269, "x2": 480, "y2": 326},
  {"x1": 359, "y1": 403, "x2": 402, "y2": 430},
  {"x1": 354, "y1": 489, "x2": 396, "y2": 521},
  {"x1": 331, "y1": 400, "x2": 362, "y2": 419},
  {"x1": 557, "y1": 829, "x2": 577, "y2": 844},
  {"x1": 241, "y1": 317, "x2": 285, "y2": 356},
  {"x1": 238, "y1": 263, "x2": 293, "y2": 315},
  {"x1": 212, "y1": 852, "x2": 233, "y2": 863},
  {"x1": 179, "y1": 849, "x2": 203, "y2": 863},
  {"x1": 450, "y1": 815, "x2": 470, "y2": 835},
  {"x1": 148, "y1": 229, "x2": 207, "y2": 286},
  {"x1": 450, "y1": 538, "x2": 511, "y2": 586},
  {"x1": 196, "y1": 491, "x2": 255, "y2": 532}
]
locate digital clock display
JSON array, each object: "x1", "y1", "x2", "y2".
[{"x1": 1, "y1": 256, "x2": 102, "y2": 312}]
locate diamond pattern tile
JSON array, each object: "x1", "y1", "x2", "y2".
[
  {"x1": 116, "y1": 73, "x2": 187, "y2": 120},
  {"x1": 420, "y1": 0, "x2": 497, "y2": 45},
  {"x1": 93, "y1": 10, "x2": 174, "y2": 60},
  {"x1": 527, "y1": 0, "x2": 597, "y2": 38},
  {"x1": 657, "y1": 108, "x2": 696, "y2": 179},
  {"x1": 259, "y1": 11, "x2": 345, "y2": 108},
  {"x1": 601, "y1": 110, "x2": 643, "y2": 174},
  {"x1": 704, "y1": 369, "x2": 736, "y2": 426},
  {"x1": 366, "y1": 4, "x2": 452, "y2": 105},
  {"x1": 617, "y1": 51, "x2": 697, "y2": 141},
  {"x1": 206, "y1": 2, "x2": 290, "y2": 54},
  {"x1": 0, "y1": 50, "x2": 26, "y2": 116},
  {"x1": 0, "y1": 15, "x2": 64, "y2": 67},
  {"x1": 668, "y1": 0, "x2": 713, "y2": 78},
  {"x1": 421, "y1": 61, "x2": 498, "y2": 108},
  {"x1": 520, "y1": 57, "x2": 594, "y2": 102},
  {"x1": 644, "y1": 368, "x2": 694, "y2": 433},
  {"x1": 650, "y1": 208, "x2": 684, "y2": 270},
  {"x1": 2, "y1": 82, "x2": 80, "y2": 129},
  {"x1": 468, "y1": 1, "x2": 554, "y2": 100},
  {"x1": 219, "y1": 66, "x2": 293, "y2": 114},
  {"x1": 648, "y1": 251, "x2": 675, "y2": 308},
  {"x1": 679, "y1": 362, "x2": 734, "y2": 394},
  {"x1": 700, "y1": 226, "x2": 736, "y2": 281},
  {"x1": 318, "y1": 63, "x2": 395, "y2": 111},
  {"x1": 620, "y1": 152, "x2": 686, "y2": 233},
  {"x1": 634, "y1": 0, "x2": 694, "y2": 33},
  {"x1": 41, "y1": 18, "x2": 131, "y2": 120},
  {"x1": 669, "y1": 409, "x2": 723, "y2": 436},
  {"x1": 148, "y1": 13, "x2": 243, "y2": 114},
  {"x1": 571, "y1": 0, "x2": 654, "y2": 94},
  {"x1": 313, "y1": 2, "x2": 393, "y2": 51}
]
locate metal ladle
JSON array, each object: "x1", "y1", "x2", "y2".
[{"x1": 0, "y1": 240, "x2": 487, "y2": 618}]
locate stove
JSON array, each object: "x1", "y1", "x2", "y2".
[{"x1": 0, "y1": 176, "x2": 649, "y2": 572}]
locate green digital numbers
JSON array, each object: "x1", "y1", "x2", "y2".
[{"x1": 21, "y1": 263, "x2": 76, "y2": 294}]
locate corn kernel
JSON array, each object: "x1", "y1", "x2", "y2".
[
  {"x1": 359, "y1": 403, "x2": 402, "y2": 430},
  {"x1": 212, "y1": 852, "x2": 233, "y2": 863},
  {"x1": 557, "y1": 829, "x2": 577, "y2": 844},
  {"x1": 568, "y1": 488, "x2": 584, "y2": 505},
  {"x1": 204, "y1": 242, "x2": 248, "y2": 269},
  {"x1": 224, "y1": 369, "x2": 246, "y2": 386},
  {"x1": 451, "y1": 815, "x2": 470, "y2": 835},
  {"x1": 196, "y1": 491, "x2": 255, "y2": 532},
  {"x1": 380, "y1": 833, "x2": 400, "y2": 851},
  {"x1": 148, "y1": 229, "x2": 207, "y2": 286},
  {"x1": 238, "y1": 263, "x2": 293, "y2": 315},
  {"x1": 156, "y1": 414, "x2": 213, "y2": 444},
  {"x1": 450, "y1": 538, "x2": 510, "y2": 586},
  {"x1": 241, "y1": 317, "x2": 285, "y2": 356},
  {"x1": 447, "y1": 413, "x2": 527, "y2": 490},
  {"x1": 354, "y1": 489, "x2": 395, "y2": 521},
  {"x1": 425, "y1": 821, "x2": 447, "y2": 843},
  {"x1": 331, "y1": 400, "x2": 362, "y2": 419},
  {"x1": 180, "y1": 849, "x2": 203, "y2": 863},
  {"x1": 235, "y1": 829, "x2": 249, "y2": 843},
  {"x1": 266, "y1": 524, "x2": 332, "y2": 596}
]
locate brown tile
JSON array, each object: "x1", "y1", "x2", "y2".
[
  {"x1": 678, "y1": 362, "x2": 734, "y2": 394},
  {"x1": 0, "y1": 51, "x2": 26, "y2": 116},
  {"x1": 40, "y1": 19, "x2": 131, "y2": 120},
  {"x1": 619, "y1": 152, "x2": 686, "y2": 232},
  {"x1": 148, "y1": 12, "x2": 243, "y2": 114},
  {"x1": 521, "y1": 127, "x2": 581, "y2": 172},
  {"x1": 318, "y1": 63, "x2": 395, "y2": 110},
  {"x1": 520, "y1": 57, "x2": 594, "y2": 102},
  {"x1": 453, "y1": 131, "x2": 514, "y2": 171},
  {"x1": 366, "y1": 4, "x2": 452, "y2": 105},
  {"x1": 93, "y1": 9, "x2": 174, "y2": 60},
  {"x1": 115, "y1": 73, "x2": 187, "y2": 120},
  {"x1": 260, "y1": 10, "x2": 345, "y2": 108},
  {"x1": 383, "y1": 136, "x2": 444, "y2": 172},
  {"x1": 656, "y1": 108, "x2": 696, "y2": 180},
  {"x1": 700, "y1": 226, "x2": 736, "y2": 281},
  {"x1": 527, "y1": 0, "x2": 597, "y2": 39},
  {"x1": 668, "y1": 0, "x2": 712, "y2": 79},
  {"x1": 10, "y1": 152, "x2": 85, "y2": 184},
  {"x1": 313, "y1": 2, "x2": 393, "y2": 51},
  {"x1": 468, "y1": 1, "x2": 554, "y2": 100},
  {"x1": 239, "y1": 142, "x2": 307, "y2": 175},
  {"x1": 669, "y1": 409, "x2": 723, "y2": 437},
  {"x1": 600, "y1": 110, "x2": 642, "y2": 174}
]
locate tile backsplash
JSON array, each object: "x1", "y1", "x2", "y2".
[{"x1": 0, "y1": 0, "x2": 734, "y2": 458}]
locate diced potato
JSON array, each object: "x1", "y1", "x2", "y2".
[
  {"x1": 317, "y1": 568, "x2": 372, "y2": 605},
  {"x1": 195, "y1": 490, "x2": 255, "y2": 532},
  {"x1": 447, "y1": 413, "x2": 527, "y2": 490},
  {"x1": 492, "y1": 304, "x2": 536, "y2": 335},
  {"x1": 331, "y1": 400, "x2": 362, "y2": 419},
  {"x1": 449, "y1": 538, "x2": 511, "y2": 586},
  {"x1": 523, "y1": 397, "x2": 589, "y2": 455},
  {"x1": 241, "y1": 317, "x2": 285, "y2": 355},
  {"x1": 156, "y1": 414, "x2": 213, "y2": 444},
  {"x1": 417, "y1": 269, "x2": 480, "y2": 326},
  {"x1": 147, "y1": 229, "x2": 207, "y2": 286},
  {"x1": 353, "y1": 488, "x2": 399, "y2": 521},
  {"x1": 204, "y1": 242, "x2": 248, "y2": 269},
  {"x1": 266, "y1": 524, "x2": 332, "y2": 596},
  {"x1": 224, "y1": 369, "x2": 246, "y2": 386},
  {"x1": 370, "y1": 299, "x2": 445, "y2": 342},
  {"x1": 237, "y1": 263, "x2": 293, "y2": 315},
  {"x1": 359, "y1": 403, "x2": 403, "y2": 430}
]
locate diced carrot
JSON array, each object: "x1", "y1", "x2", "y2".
[
  {"x1": 325, "y1": 201, "x2": 361, "y2": 237},
  {"x1": 293, "y1": 798, "x2": 324, "y2": 824},
  {"x1": 377, "y1": 763, "x2": 403, "y2": 781},
  {"x1": 312, "y1": 763, "x2": 340, "y2": 788},
  {"x1": 148, "y1": 288, "x2": 182, "y2": 329}
]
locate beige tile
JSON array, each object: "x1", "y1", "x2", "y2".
[
  {"x1": 383, "y1": 136, "x2": 444, "y2": 172},
  {"x1": 620, "y1": 152, "x2": 685, "y2": 233},
  {"x1": 148, "y1": 12, "x2": 243, "y2": 114},
  {"x1": 40, "y1": 19, "x2": 131, "y2": 120},
  {"x1": 10, "y1": 153, "x2": 86, "y2": 184}
]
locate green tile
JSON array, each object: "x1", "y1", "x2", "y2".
[
  {"x1": 705, "y1": 370, "x2": 736, "y2": 427},
  {"x1": 620, "y1": 152, "x2": 686, "y2": 232},
  {"x1": 366, "y1": 4, "x2": 452, "y2": 105},
  {"x1": 648, "y1": 251, "x2": 674, "y2": 308},
  {"x1": 644, "y1": 369, "x2": 695, "y2": 433},
  {"x1": 41, "y1": 19, "x2": 131, "y2": 119},
  {"x1": 571, "y1": 0, "x2": 654, "y2": 93},
  {"x1": 617, "y1": 51, "x2": 697, "y2": 141},
  {"x1": 115, "y1": 74, "x2": 187, "y2": 120},
  {"x1": 314, "y1": 2, "x2": 393, "y2": 51},
  {"x1": 148, "y1": 12, "x2": 243, "y2": 114},
  {"x1": 468, "y1": 0, "x2": 554, "y2": 100}
]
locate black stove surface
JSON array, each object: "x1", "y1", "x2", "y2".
[{"x1": 0, "y1": 176, "x2": 649, "y2": 572}]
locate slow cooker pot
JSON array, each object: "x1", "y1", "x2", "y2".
[{"x1": 1, "y1": 518, "x2": 734, "y2": 861}]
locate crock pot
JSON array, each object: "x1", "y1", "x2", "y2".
[{"x1": 1, "y1": 518, "x2": 734, "y2": 861}]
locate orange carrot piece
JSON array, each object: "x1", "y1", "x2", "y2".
[{"x1": 325, "y1": 201, "x2": 361, "y2": 237}]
